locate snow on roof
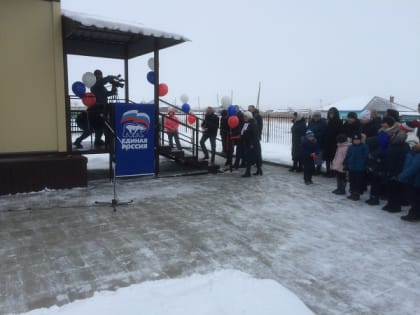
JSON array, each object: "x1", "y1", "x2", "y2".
[
  {"x1": 62, "y1": 10, "x2": 190, "y2": 42},
  {"x1": 323, "y1": 96, "x2": 373, "y2": 111},
  {"x1": 323, "y1": 96, "x2": 417, "y2": 113}
]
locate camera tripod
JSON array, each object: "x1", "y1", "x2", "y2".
[{"x1": 94, "y1": 103, "x2": 133, "y2": 212}]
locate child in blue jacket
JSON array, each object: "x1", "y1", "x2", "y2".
[
  {"x1": 398, "y1": 143, "x2": 420, "y2": 222},
  {"x1": 345, "y1": 132, "x2": 369, "y2": 200}
]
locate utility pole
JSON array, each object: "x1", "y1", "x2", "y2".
[{"x1": 256, "y1": 81, "x2": 261, "y2": 109}]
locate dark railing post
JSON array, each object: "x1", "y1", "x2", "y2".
[
  {"x1": 153, "y1": 44, "x2": 160, "y2": 177},
  {"x1": 195, "y1": 118, "x2": 199, "y2": 157}
]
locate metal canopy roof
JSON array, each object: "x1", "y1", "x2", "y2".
[{"x1": 62, "y1": 12, "x2": 188, "y2": 59}]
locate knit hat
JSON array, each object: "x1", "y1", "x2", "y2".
[
  {"x1": 305, "y1": 129, "x2": 315, "y2": 138},
  {"x1": 381, "y1": 116, "x2": 396, "y2": 127},
  {"x1": 359, "y1": 109, "x2": 371, "y2": 121},
  {"x1": 347, "y1": 111, "x2": 357, "y2": 120},
  {"x1": 352, "y1": 132, "x2": 362, "y2": 141},
  {"x1": 336, "y1": 133, "x2": 347, "y2": 143},
  {"x1": 243, "y1": 111, "x2": 253, "y2": 120},
  {"x1": 312, "y1": 111, "x2": 321, "y2": 117},
  {"x1": 400, "y1": 120, "x2": 419, "y2": 133}
]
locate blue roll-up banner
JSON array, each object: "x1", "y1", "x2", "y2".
[{"x1": 114, "y1": 103, "x2": 155, "y2": 176}]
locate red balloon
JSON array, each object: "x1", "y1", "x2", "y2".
[
  {"x1": 228, "y1": 116, "x2": 239, "y2": 128},
  {"x1": 82, "y1": 92, "x2": 96, "y2": 107},
  {"x1": 158, "y1": 83, "x2": 169, "y2": 97},
  {"x1": 187, "y1": 114, "x2": 196, "y2": 124}
]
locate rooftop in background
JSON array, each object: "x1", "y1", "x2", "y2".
[
  {"x1": 62, "y1": 10, "x2": 190, "y2": 59},
  {"x1": 322, "y1": 96, "x2": 419, "y2": 119}
]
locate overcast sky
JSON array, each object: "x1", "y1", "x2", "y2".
[{"x1": 61, "y1": 0, "x2": 420, "y2": 110}]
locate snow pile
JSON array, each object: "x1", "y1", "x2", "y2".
[{"x1": 18, "y1": 270, "x2": 314, "y2": 315}]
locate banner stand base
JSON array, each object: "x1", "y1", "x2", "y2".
[
  {"x1": 94, "y1": 121, "x2": 133, "y2": 212},
  {"x1": 95, "y1": 198, "x2": 133, "y2": 212},
  {"x1": 95, "y1": 171, "x2": 133, "y2": 212}
]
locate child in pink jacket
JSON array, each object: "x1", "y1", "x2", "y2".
[
  {"x1": 331, "y1": 134, "x2": 351, "y2": 194},
  {"x1": 164, "y1": 108, "x2": 182, "y2": 150}
]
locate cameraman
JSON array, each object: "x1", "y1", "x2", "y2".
[{"x1": 73, "y1": 69, "x2": 118, "y2": 148}]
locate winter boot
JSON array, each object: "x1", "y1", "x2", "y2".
[
  {"x1": 383, "y1": 203, "x2": 401, "y2": 213},
  {"x1": 347, "y1": 192, "x2": 360, "y2": 201},
  {"x1": 73, "y1": 138, "x2": 83, "y2": 149},
  {"x1": 366, "y1": 197, "x2": 380, "y2": 205},
  {"x1": 401, "y1": 210, "x2": 420, "y2": 222},
  {"x1": 253, "y1": 168, "x2": 263, "y2": 176},
  {"x1": 289, "y1": 161, "x2": 298, "y2": 172},
  {"x1": 332, "y1": 177, "x2": 346, "y2": 195},
  {"x1": 242, "y1": 168, "x2": 251, "y2": 177}
]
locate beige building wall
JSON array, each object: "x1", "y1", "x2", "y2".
[{"x1": 0, "y1": 0, "x2": 66, "y2": 154}]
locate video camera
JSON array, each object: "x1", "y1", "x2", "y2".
[{"x1": 111, "y1": 74, "x2": 125, "y2": 89}]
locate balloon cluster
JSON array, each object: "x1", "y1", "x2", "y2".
[
  {"x1": 179, "y1": 94, "x2": 196, "y2": 124},
  {"x1": 146, "y1": 57, "x2": 168, "y2": 97},
  {"x1": 145, "y1": 57, "x2": 196, "y2": 123},
  {"x1": 221, "y1": 96, "x2": 239, "y2": 128},
  {"x1": 71, "y1": 72, "x2": 97, "y2": 107}
]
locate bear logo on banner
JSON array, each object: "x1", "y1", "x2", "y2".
[
  {"x1": 120, "y1": 110, "x2": 151, "y2": 138},
  {"x1": 119, "y1": 110, "x2": 151, "y2": 151}
]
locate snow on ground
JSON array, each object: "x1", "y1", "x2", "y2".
[
  {"x1": 17, "y1": 270, "x2": 314, "y2": 315},
  {"x1": 3, "y1": 142, "x2": 420, "y2": 315},
  {"x1": 86, "y1": 142, "x2": 292, "y2": 170},
  {"x1": 261, "y1": 142, "x2": 291, "y2": 165}
]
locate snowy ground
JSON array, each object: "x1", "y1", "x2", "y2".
[
  {"x1": 1, "y1": 142, "x2": 420, "y2": 315},
  {"x1": 18, "y1": 270, "x2": 314, "y2": 315}
]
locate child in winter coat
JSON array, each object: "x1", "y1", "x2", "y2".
[
  {"x1": 164, "y1": 108, "x2": 182, "y2": 150},
  {"x1": 301, "y1": 130, "x2": 321, "y2": 185},
  {"x1": 398, "y1": 142, "x2": 420, "y2": 222},
  {"x1": 345, "y1": 132, "x2": 369, "y2": 200},
  {"x1": 331, "y1": 134, "x2": 351, "y2": 195}
]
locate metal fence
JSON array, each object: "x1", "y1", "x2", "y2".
[
  {"x1": 69, "y1": 108, "x2": 311, "y2": 145},
  {"x1": 261, "y1": 112, "x2": 293, "y2": 144}
]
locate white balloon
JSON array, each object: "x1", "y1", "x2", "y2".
[
  {"x1": 147, "y1": 57, "x2": 155, "y2": 70},
  {"x1": 221, "y1": 96, "x2": 232, "y2": 108},
  {"x1": 180, "y1": 94, "x2": 189, "y2": 103},
  {"x1": 82, "y1": 72, "x2": 96, "y2": 88}
]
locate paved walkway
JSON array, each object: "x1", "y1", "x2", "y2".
[{"x1": 1, "y1": 163, "x2": 420, "y2": 315}]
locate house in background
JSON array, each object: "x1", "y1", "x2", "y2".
[{"x1": 322, "y1": 96, "x2": 419, "y2": 121}]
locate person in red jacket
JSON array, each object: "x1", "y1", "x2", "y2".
[{"x1": 164, "y1": 108, "x2": 182, "y2": 150}]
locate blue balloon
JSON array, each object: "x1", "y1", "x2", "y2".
[
  {"x1": 146, "y1": 71, "x2": 155, "y2": 84},
  {"x1": 181, "y1": 103, "x2": 191, "y2": 113},
  {"x1": 72, "y1": 81, "x2": 86, "y2": 98},
  {"x1": 227, "y1": 105, "x2": 237, "y2": 116}
]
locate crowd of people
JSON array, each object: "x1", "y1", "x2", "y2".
[
  {"x1": 290, "y1": 104, "x2": 420, "y2": 222},
  {"x1": 70, "y1": 71, "x2": 420, "y2": 224},
  {"x1": 163, "y1": 102, "x2": 420, "y2": 223},
  {"x1": 163, "y1": 105, "x2": 263, "y2": 177},
  {"x1": 217, "y1": 105, "x2": 263, "y2": 177}
]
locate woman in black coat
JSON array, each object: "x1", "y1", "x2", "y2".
[
  {"x1": 383, "y1": 129, "x2": 410, "y2": 212},
  {"x1": 323, "y1": 107, "x2": 343, "y2": 177},
  {"x1": 290, "y1": 112, "x2": 307, "y2": 172},
  {"x1": 241, "y1": 111, "x2": 261, "y2": 177}
]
